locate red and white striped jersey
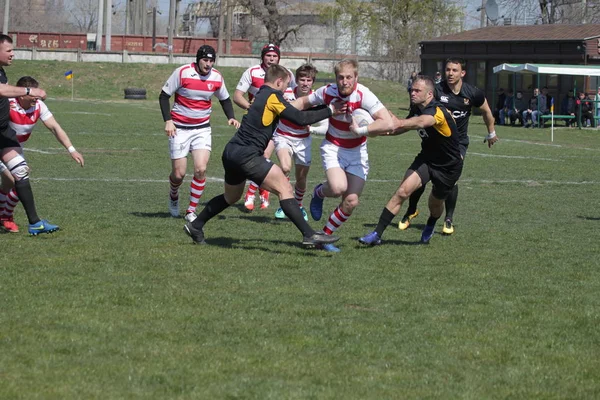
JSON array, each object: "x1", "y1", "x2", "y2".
[
  {"x1": 236, "y1": 64, "x2": 297, "y2": 101},
  {"x1": 162, "y1": 64, "x2": 230, "y2": 128},
  {"x1": 8, "y1": 98, "x2": 53, "y2": 143},
  {"x1": 308, "y1": 83, "x2": 384, "y2": 148},
  {"x1": 274, "y1": 88, "x2": 312, "y2": 139}
]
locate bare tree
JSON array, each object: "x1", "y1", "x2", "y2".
[
  {"x1": 236, "y1": 0, "x2": 311, "y2": 46},
  {"x1": 68, "y1": 0, "x2": 100, "y2": 32}
]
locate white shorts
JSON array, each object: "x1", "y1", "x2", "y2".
[
  {"x1": 169, "y1": 126, "x2": 212, "y2": 160},
  {"x1": 0, "y1": 161, "x2": 6, "y2": 173},
  {"x1": 273, "y1": 133, "x2": 312, "y2": 166},
  {"x1": 320, "y1": 139, "x2": 369, "y2": 181}
]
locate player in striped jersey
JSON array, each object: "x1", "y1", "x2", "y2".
[
  {"x1": 160, "y1": 45, "x2": 240, "y2": 222},
  {"x1": 292, "y1": 59, "x2": 394, "y2": 252},
  {"x1": 272, "y1": 64, "x2": 328, "y2": 221},
  {"x1": 0, "y1": 75, "x2": 83, "y2": 233},
  {"x1": 233, "y1": 43, "x2": 296, "y2": 211}
]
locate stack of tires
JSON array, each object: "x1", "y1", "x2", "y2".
[{"x1": 124, "y1": 88, "x2": 147, "y2": 100}]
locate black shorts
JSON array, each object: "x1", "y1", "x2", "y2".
[
  {"x1": 222, "y1": 142, "x2": 274, "y2": 186},
  {"x1": 0, "y1": 126, "x2": 19, "y2": 150},
  {"x1": 409, "y1": 156, "x2": 463, "y2": 200}
]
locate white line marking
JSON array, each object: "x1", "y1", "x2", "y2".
[
  {"x1": 60, "y1": 111, "x2": 113, "y2": 116},
  {"x1": 469, "y1": 152, "x2": 563, "y2": 162},
  {"x1": 471, "y1": 134, "x2": 600, "y2": 152}
]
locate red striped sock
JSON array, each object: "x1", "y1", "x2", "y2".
[
  {"x1": 323, "y1": 205, "x2": 350, "y2": 235},
  {"x1": 4, "y1": 188, "x2": 19, "y2": 218},
  {"x1": 294, "y1": 184, "x2": 305, "y2": 207},
  {"x1": 187, "y1": 177, "x2": 206, "y2": 214},
  {"x1": 246, "y1": 181, "x2": 258, "y2": 197},
  {"x1": 315, "y1": 183, "x2": 325, "y2": 199},
  {"x1": 169, "y1": 175, "x2": 183, "y2": 201},
  {"x1": 0, "y1": 188, "x2": 8, "y2": 218}
]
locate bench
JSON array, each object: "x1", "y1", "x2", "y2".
[{"x1": 539, "y1": 114, "x2": 576, "y2": 127}]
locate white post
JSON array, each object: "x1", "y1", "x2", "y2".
[
  {"x1": 71, "y1": 75, "x2": 74, "y2": 101},
  {"x1": 2, "y1": 0, "x2": 9, "y2": 35},
  {"x1": 168, "y1": 0, "x2": 176, "y2": 62},
  {"x1": 96, "y1": 0, "x2": 104, "y2": 51},
  {"x1": 105, "y1": 0, "x2": 112, "y2": 51},
  {"x1": 551, "y1": 108, "x2": 554, "y2": 142}
]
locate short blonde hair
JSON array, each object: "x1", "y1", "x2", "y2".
[{"x1": 334, "y1": 59, "x2": 358, "y2": 76}]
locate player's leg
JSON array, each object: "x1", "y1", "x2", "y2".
[
  {"x1": 421, "y1": 191, "x2": 445, "y2": 244},
  {"x1": 273, "y1": 136, "x2": 293, "y2": 219},
  {"x1": 399, "y1": 184, "x2": 424, "y2": 230},
  {"x1": 310, "y1": 141, "x2": 344, "y2": 221},
  {"x1": 443, "y1": 145, "x2": 466, "y2": 235},
  {"x1": 0, "y1": 166, "x2": 18, "y2": 232},
  {"x1": 186, "y1": 148, "x2": 210, "y2": 222},
  {"x1": 168, "y1": 128, "x2": 192, "y2": 217},
  {"x1": 294, "y1": 163, "x2": 310, "y2": 221},
  {"x1": 259, "y1": 139, "x2": 276, "y2": 209},
  {"x1": 421, "y1": 165, "x2": 462, "y2": 244},
  {"x1": 1, "y1": 147, "x2": 58, "y2": 235},
  {"x1": 323, "y1": 172, "x2": 365, "y2": 235},
  {"x1": 260, "y1": 162, "x2": 339, "y2": 247},
  {"x1": 360, "y1": 166, "x2": 424, "y2": 246}
]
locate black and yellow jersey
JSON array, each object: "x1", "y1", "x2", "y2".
[
  {"x1": 407, "y1": 100, "x2": 461, "y2": 169},
  {"x1": 229, "y1": 85, "x2": 331, "y2": 152},
  {"x1": 435, "y1": 80, "x2": 486, "y2": 145}
]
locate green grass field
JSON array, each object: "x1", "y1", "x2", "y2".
[{"x1": 1, "y1": 61, "x2": 600, "y2": 399}]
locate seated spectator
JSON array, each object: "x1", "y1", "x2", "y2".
[
  {"x1": 575, "y1": 92, "x2": 595, "y2": 128},
  {"x1": 499, "y1": 89, "x2": 513, "y2": 125},
  {"x1": 511, "y1": 91, "x2": 526, "y2": 126},
  {"x1": 560, "y1": 91, "x2": 576, "y2": 127},
  {"x1": 523, "y1": 88, "x2": 541, "y2": 128}
]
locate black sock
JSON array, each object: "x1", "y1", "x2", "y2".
[
  {"x1": 375, "y1": 207, "x2": 395, "y2": 237},
  {"x1": 406, "y1": 185, "x2": 425, "y2": 216},
  {"x1": 14, "y1": 179, "x2": 40, "y2": 224},
  {"x1": 280, "y1": 198, "x2": 314, "y2": 237},
  {"x1": 445, "y1": 185, "x2": 458, "y2": 221},
  {"x1": 427, "y1": 216, "x2": 440, "y2": 227},
  {"x1": 192, "y1": 194, "x2": 229, "y2": 229}
]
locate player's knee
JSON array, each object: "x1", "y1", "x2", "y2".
[
  {"x1": 328, "y1": 183, "x2": 347, "y2": 197},
  {"x1": 342, "y1": 194, "x2": 359, "y2": 211},
  {"x1": 6, "y1": 155, "x2": 29, "y2": 182},
  {"x1": 193, "y1": 168, "x2": 207, "y2": 180},
  {"x1": 395, "y1": 186, "x2": 411, "y2": 201}
]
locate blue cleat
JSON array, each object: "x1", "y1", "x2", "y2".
[
  {"x1": 421, "y1": 224, "x2": 435, "y2": 244},
  {"x1": 310, "y1": 183, "x2": 324, "y2": 221},
  {"x1": 28, "y1": 219, "x2": 59, "y2": 236},
  {"x1": 358, "y1": 231, "x2": 382, "y2": 246},
  {"x1": 319, "y1": 243, "x2": 341, "y2": 253},
  {"x1": 300, "y1": 207, "x2": 309, "y2": 221}
]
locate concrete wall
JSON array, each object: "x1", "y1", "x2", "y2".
[{"x1": 14, "y1": 48, "x2": 417, "y2": 82}]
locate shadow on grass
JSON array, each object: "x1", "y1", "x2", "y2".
[
  {"x1": 201, "y1": 236, "x2": 321, "y2": 256},
  {"x1": 351, "y1": 237, "x2": 424, "y2": 247},
  {"x1": 362, "y1": 222, "x2": 426, "y2": 230},
  {"x1": 578, "y1": 215, "x2": 600, "y2": 221}
]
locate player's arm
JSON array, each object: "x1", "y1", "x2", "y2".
[
  {"x1": 478, "y1": 99, "x2": 499, "y2": 147},
  {"x1": 219, "y1": 97, "x2": 240, "y2": 129},
  {"x1": 290, "y1": 96, "x2": 313, "y2": 110},
  {"x1": 42, "y1": 116, "x2": 84, "y2": 167},
  {"x1": 271, "y1": 93, "x2": 338, "y2": 126},
  {"x1": 0, "y1": 85, "x2": 46, "y2": 99},
  {"x1": 388, "y1": 114, "x2": 436, "y2": 136},
  {"x1": 233, "y1": 89, "x2": 251, "y2": 111},
  {"x1": 159, "y1": 90, "x2": 176, "y2": 137}
]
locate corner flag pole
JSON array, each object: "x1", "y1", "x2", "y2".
[{"x1": 71, "y1": 75, "x2": 74, "y2": 101}]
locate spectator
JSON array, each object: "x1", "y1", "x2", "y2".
[
  {"x1": 575, "y1": 92, "x2": 595, "y2": 128},
  {"x1": 560, "y1": 91, "x2": 576, "y2": 127},
  {"x1": 523, "y1": 88, "x2": 539, "y2": 128},
  {"x1": 434, "y1": 71, "x2": 442, "y2": 84},
  {"x1": 512, "y1": 91, "x2": 527, "y2": 126},
  {"x1": 595, "y1": 87, "x2": 600, "y2": 118}
]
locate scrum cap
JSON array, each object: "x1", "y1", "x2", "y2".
[
  {"x1": 261, "y1": 43, "x2": 280, "y2": 59},
  {"x1": 196, "y1": 45, "x2": 216, "y2": 63}
]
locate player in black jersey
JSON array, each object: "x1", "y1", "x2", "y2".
[
  {"x1": 0, "y1": 34, "x2": 59, "y2": 235},
  {"x1": 398, "y1": 57, "x2": 498, "y2": 235},
  {"x1": 358, "y1": 75, "x2": 463, "y2": 245},
  {"x1": 184, "y1": 64, "x2": 345, "y2": 248}
]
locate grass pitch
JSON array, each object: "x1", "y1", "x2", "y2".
[{"x1": 1, "y1": 61, "x2": 600, "y2": 398}]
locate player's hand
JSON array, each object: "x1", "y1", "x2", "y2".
[
  {"x1": 483, "y1": 132, "x2": 499, "y2": 147},
  {"x1": 71, "y1": 151, "x2": 85, "y2": 167},
  {"x1": 329, "y1": 100, "x2": 347, "y2": 115},
  {"x1": 165, "y1": 120, "x2": 176, "y2": 137},
  {"x1": 31, "y1": 88, "x2": 47, "y2": 100},
  {"x1": 228, "y1": 118, "x2": 240, "y2": 129}
]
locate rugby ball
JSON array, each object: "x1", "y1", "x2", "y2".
[{"x1": 352, "y1": 108, "x2": 374, "y2": 127}]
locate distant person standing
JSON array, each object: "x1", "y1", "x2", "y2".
[
  {"x1": 0, "y1": 34, "x2": 59, "y2": 235},
  {"x1": 407, "y1": 71, "x2": 417, "y2": 93},
  {"x1": 160, "y1": 45, "x2": 240, "y2": 222}
]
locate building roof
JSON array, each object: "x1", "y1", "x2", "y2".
[
  {"x1": 421, "y1": 24, "x2": 600, "y2": 43},
  {"x1": 493, "y1": 63, "x2": 600, "y2": 76}
]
